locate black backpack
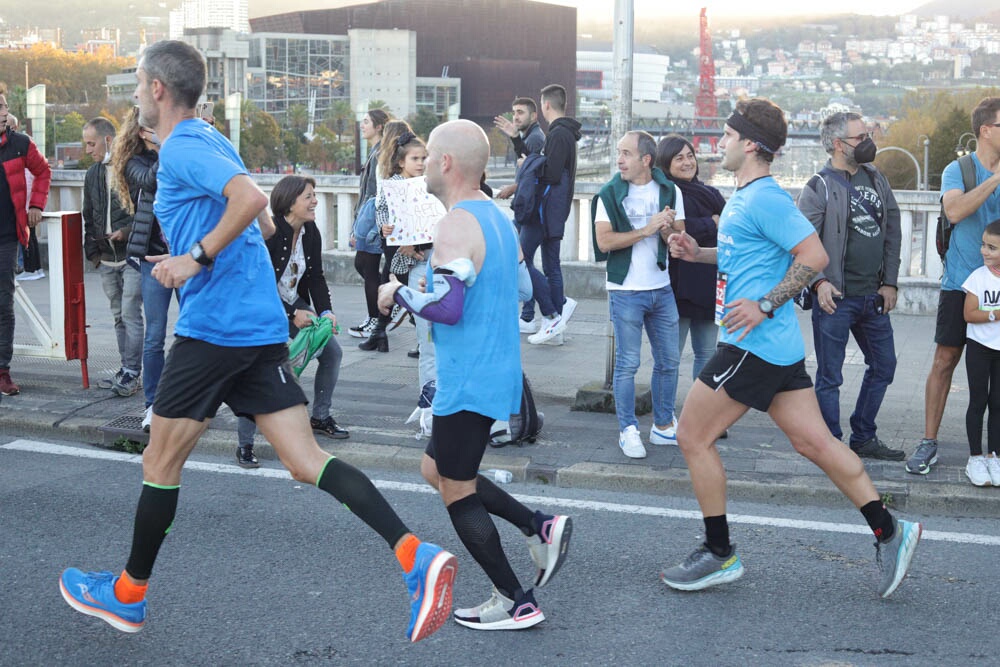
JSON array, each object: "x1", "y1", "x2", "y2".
[
  {"x1": 489, "y1": 373, "x2": 543, "y2": 447},
  {"x1": 936, "y1": 154, "x2": 977, "y2": 261}
]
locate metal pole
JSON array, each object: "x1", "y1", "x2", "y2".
[
  {"x1": 605, "y1": 0, "x2": 634, "y2": 389},
  {"x1": 922, "y1": 137, "x2": 929, "y2": 191}
]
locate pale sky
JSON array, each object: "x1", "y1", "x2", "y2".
[{"x1": 547, "y1": 0, "x2": 923, "y2": 18}]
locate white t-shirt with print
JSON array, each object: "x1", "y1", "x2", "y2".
[
  {"x1": 595, "y1": 180, "x2": 685, "y2": 291},
  {"x1": 962, "y1": 265, "x2": 1000, "y2": 350},
  {"x1": 277, "y1": 231, "x2": 305, "y2": 306}
]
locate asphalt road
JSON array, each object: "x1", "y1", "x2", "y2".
[{"x1": 1, "y1": 435, "x2": 998, "y2": 667}]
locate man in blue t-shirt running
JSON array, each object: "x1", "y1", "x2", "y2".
[
  {"x1": 59, "y1": 40, "x2": 456, "y2": 644},
  {"x1": 660, "y1": 98, "x2": 922, "y2": 599}
]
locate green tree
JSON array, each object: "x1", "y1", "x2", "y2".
[
  {"x1": 240, "y1": 101, "x2": 280, "y2": 171},
  {"x1": 408, "y1": 108, "x2": 441, "y2": 141},
  {"x1": 287, "y1": 103, "x2": 309, "y2": 134},
  {"x1": 326, "y1": 100, "x2": 354, "y2": 143}
]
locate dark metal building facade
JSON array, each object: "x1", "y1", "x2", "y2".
[{"x1": 250, "y1": 0, "x2": 577, "y2": 125}]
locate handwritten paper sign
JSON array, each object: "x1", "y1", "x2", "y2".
[{"x1": 382, "y1": 176, "x2": 447, "y2": 246}]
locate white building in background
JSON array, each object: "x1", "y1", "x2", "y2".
[
  {"x1": 348, "y1": 29, "x2": 416, "y2": 118},
  {"x1": 576, "y1": 40, "x2": 670, "y2": 112},
  {"x1": 169, "y1": 0, "x2": 249, "y2": 40}
]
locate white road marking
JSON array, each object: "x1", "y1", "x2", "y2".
[{"x1": 4, "y1": 439, "x2": 999, "y2": 547}]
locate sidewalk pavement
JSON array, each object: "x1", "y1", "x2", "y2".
[{"x1": 3, "y1": 269, "x2": 998, "y2": 518}]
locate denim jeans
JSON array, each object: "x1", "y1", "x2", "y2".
[
  {"x1": 811, "y1": 294, "x2": 896, "y2": 445},
  {"x1": 0, "y1": 240, "x2": 17, "y2": 369},
  {"x1": 678, "y1": 317, "x2": 719, "y2": 381},
  {"x1": 98, "y1": 263, "x2": 144, "y2": 373},
  {"x1": 409, "y1": 256, "x2": 436, "y2": 389},
  {"x1": 238, "y1": 305, "x2": 343, "y2": 445},
  {"x1": 519, "y1": 222, "x2": 563, "y2": 320},
  {"x1": 609, "y1": 285, "x2": 680, "y2": 431},
  {"x1": 140, "y1": 260, "x2": 178, "y2": 407}
]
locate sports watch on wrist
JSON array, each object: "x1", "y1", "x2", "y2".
[
  {"x1": 990, "y1": 310, "x2": 996, "y2": 322},
  {"x1": 758, "y1": 298, "x2": 775, "y2": 319},
  {"x1": 189, "y1": 241, "x2": 213, "y2": 267}
]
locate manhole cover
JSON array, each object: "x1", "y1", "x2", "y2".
[{"x1": 99, "y1": 414, "x2": 147, "y2": 444}]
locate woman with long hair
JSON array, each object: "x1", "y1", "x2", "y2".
[
  {"x1": 349, "y1": 108, "x2": 389, "y2": 339},
  {"x1": 112, "y1": 107, "x2": 167, "y2": 430},
  {"x1": 236, "y1": 175, "x2": 349, "y2": 467},
  {"x1": 655, "y1": 134, "x2": 727, "y2": 387}
]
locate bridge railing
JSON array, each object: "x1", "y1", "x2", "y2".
[{"x1": 45, "y1": 171, "x2": 943, "y2": 311}]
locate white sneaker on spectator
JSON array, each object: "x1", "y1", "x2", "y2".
[
  {"x1": 650, "y1": 418, "x2": 678, "y2": 445},
  {"x1": 142, "y1": 406, "x2": 153, "y2": 433},
  {"x1": 528, "y1": 315, "x2": 564, "y2": 345},
  {"x1": 519, "y1": 318, "x2": 539, "y2": 334},
  {"x1": 540, "y1": 333, "x2": 563, "y2": 346},
  {"x1": 18, "y1": 269, "x2": 45, "y2": 281},
  {"x1": 560, "y1": 297, "x2": 578, "y2": 325},
  {"x1": 986, "y1": 454, "x2": 1000, "y2": 487},
  {"x1": 619, "y1": 425, "x2": 646, "y2": 459},
  {"x1": 966, "y1": 455, "x2": 992, "y2": 487}
]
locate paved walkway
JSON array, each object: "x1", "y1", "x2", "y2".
[{"x1": 3, "y1": 268, "x2": 998, "y2": 518}]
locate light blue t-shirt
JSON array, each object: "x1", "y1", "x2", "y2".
[
  {"x1": 941, "y1": 154, "x2": 1000, "y2": 292},
  {"x1": 717, "y1": 176, "x2": 815, "y2": 365},
  {"x1": 155, "y1": 119, "x2": 287, "y2": 346},
  {"x1": 430, "y1": 201, "x2": 522, "y2": 421}
]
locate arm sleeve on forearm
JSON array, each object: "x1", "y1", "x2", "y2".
[
  {"x1": 518, "y1": 259, "x2": 532, "y2": 301},
  {"x1": 393, "y1": 258, "x2": 477, "y2": 325}
]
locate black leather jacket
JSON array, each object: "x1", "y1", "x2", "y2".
[
  {"x1": 83, "y1": 160, "x2": 133, "y2": 264},
  {"x1": 124, "y1": 151, "x2": 168, "y2": 259}
]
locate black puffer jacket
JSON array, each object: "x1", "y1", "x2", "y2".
[
  {"x1": 124, "y1": 151, "x2": 168, "y2": 259},
  {"x1": 83, "y1": 161, "x2": 133, "y2": 264}
]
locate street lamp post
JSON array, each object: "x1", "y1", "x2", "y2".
[
  {"x1": 876, "y1": 146, "x2": 921, "y2": 191},
  {"x1": 917, "y1": 134, "x2": 929, "y2": 191},
  {"x1": 956, "y1": 132, "x2": 977, "y2": 157}
]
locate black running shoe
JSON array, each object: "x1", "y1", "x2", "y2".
[
  {"x1": 852, "y1": 437, "x2": 905, "y2": 461},
  {"x1": 236, "y1": 446, "x2": 260, "y2": 469},
  {"x1": 311, "y1": 416, "x2": 350, "y2": 439}
]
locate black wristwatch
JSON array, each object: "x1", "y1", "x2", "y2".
[
  {"x1": 758, "y1": 298, "x2": 775, "y2": 319},
  {"x1": 189, "y1": 241, "x2": 213, "y2": 267}
]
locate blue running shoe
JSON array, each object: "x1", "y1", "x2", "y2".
[
  {"x1": 660, "y1": 544, "x2": 744, "y2": 591},
  {"x1": 404, "y1": 543, "x2": 457, "y2": 642},
  {"x1": 877, "y1": 518, "x2": 922, "y2": 598},
  {"x1": 59, "y1": 569, "x2": 147, "y2": 633}
]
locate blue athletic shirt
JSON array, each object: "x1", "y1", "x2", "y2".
[
  {"x1": 154, "y1": 119, "x2": 287, "y2": 346},
  {"x1": 717, "y1": 176, "x2": 815, "y2": 365},
  {"x1": 430, "y1": 200, "x2": 522, "y2": 421},
  {"x1": 941, "y1": 154, "x2": 1000, "y2": 292}
]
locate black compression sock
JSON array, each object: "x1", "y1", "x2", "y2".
[
  {"x1": 475, "y1": 474, "x2": 535, "y2": 535},
  {"x1": 860, "y1": 500, "x2": 894, "y2": 542},
  {"x1": 316, "y1": 456, "x2": 409, "y2": 548},
  {"x1": 125, "y1": 483, "x2": 179, "y2": 581},
  {"x1": 703, "y1": 515, "x2": 731, "y2": 557},
  {"x1": 447, "y1": 494, "x2": 523, "y2": 600}
]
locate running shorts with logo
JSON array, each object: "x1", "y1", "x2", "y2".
[{"x1": 699, "y1": 343, "x2": 813, "y2": 411}]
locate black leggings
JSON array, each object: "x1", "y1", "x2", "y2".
[
  {"x1": 354, "y1": 251, "x2": 381, "y2": 319},
  {"x1": 965, "y1": 338, "x2": 1000, "y2": 456}
]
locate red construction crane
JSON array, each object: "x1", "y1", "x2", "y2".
[{"x1": 695, "y1": 7, "x2": 718, "y2": 151}]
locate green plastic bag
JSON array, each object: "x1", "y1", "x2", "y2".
[{"x1": 288, "y1": 316, "x2": 334, "y2": 377}]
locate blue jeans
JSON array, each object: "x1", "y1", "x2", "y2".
[
  {"x1": 609, "y1": 286, "x2": 680, "y2": 431},
  {"x1": 678, "y1": 317, "x2": 718, "y2": 381},
  {"x1": 140, "y1": 260, "x2": 178, "y2": 407},
  {"x1": 811, "y1": 294, "x2": 896, "y2": 445},
  {"x1": 0, "y1": 241, "x2": 17, "y2": 369},
  {"x1": 98, "y1": 263, "x2": 144, "y2": 373},
  {"x1": 519, "y1": 222, "x2": 563, "y2": 320}
]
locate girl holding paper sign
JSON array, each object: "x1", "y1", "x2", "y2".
[{"x1": 360, "y1": 129, "x2": 428, "y2": 352}]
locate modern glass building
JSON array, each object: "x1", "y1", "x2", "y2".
[{"x1": 246, "y1": 33, "x2": 350, "y2": 120}]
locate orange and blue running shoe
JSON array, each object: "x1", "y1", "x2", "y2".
[
  {"x1": 404, "y1": 543, "x2": 457, "y2": 642},
  {"x1": 59, "y1": 569, "x2": 147, "y2": 633}
]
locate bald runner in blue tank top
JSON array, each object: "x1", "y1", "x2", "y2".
[{"x1": 430, "y1": 200, "x2": 522, "y2": 420}]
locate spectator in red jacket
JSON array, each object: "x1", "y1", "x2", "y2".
[{"x1": 0, "y1": 85, "x2": 52, "y2": 396}]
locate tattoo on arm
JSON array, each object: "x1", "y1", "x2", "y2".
[{"x1": 765, "y1": 262, "x2": 819, "y2": 307}]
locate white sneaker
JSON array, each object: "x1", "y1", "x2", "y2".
[
  {"x1": 142, "y1": 405, "x2": 153, "y2": 433},
  {"x1": 560, "y1": 297, "x2": 578, "y2": 324},
  {"x1": 619, "y1": 425, "x2": 646, "y2": 459},
  {"x1": 518, "y1": 318, "x2": 539, "y2": 334},
  {"x1": 527, "y1": 315, "x2": 565, "y2": 345},
  {"x1": 650, "y1": 418, "x2": 678, "y2": 446},
  {"x1": 540, "y1": 332, "x2": 563, "y2": 346},
  {"x1": 17, "y1": 269, "x2": 45, "y2": 281},
  {"x1": 966, "y1": 455, "x2": 992, "y2": 487},
  {"x1": 986, "y1": 454, "x2": 1000, "y2": 487}
]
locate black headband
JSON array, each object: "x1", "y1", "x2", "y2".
[
  {"x1": 396, "y1": 131, "x2": 416, "y2": 148},
  {"x1": 726, "y1": 111, "x2": 782, "y2": 155}
]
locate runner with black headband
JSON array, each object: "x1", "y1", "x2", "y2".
[{"x1": 660, "y1": 98, "x2": 922, "y2": 598}]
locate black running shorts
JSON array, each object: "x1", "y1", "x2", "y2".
[
  {"x1": 154, "y1": 336, "x2": 307, "y2": 421},
  {"x1": 698, "y1": 343, "x2": 813, "y2": 412},
  {"x1": 425, "y1": 411, "x2": 493, "y2": 481},
  {"x1": 934, "y1": 289, "x2": 968, "y2": 348}
]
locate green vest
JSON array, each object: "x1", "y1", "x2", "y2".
[{"x1": 590, "y1": 167, "x2": 677, "y2": 285}]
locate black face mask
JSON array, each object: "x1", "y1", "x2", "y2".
[{"x1": 850, "y1": 137, "x2": 877, "y2": 164}]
